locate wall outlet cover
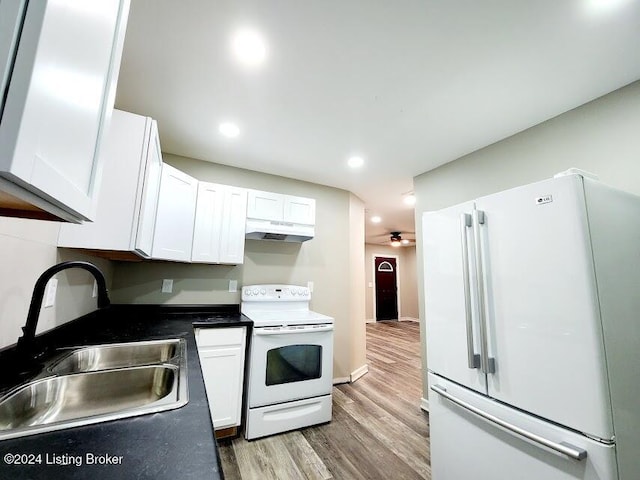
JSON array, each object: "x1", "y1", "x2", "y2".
[
  {"x1": 162, "y1": 279, "x2": 173, "y2": 293},
  {"x1": 229, "y1": 280, "x2": 238, "y2": 293}
]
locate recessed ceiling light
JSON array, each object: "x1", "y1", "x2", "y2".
[
  {"x1": 219, "y1": 122, "x2": 240, "y2": 138},
  {"x1": 371, "y1": 215, "x2": 381, "y2": 223},
  {"x1": 348, "y1": 156, "x2": 364, "y2": 168},
  {"x1": 232, "y1": 28, "x2": 267, "y2": 67}
]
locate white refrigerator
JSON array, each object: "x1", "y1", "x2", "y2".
[{"x1": 422, "y1": 172, "x2": 640, "y2": 480}]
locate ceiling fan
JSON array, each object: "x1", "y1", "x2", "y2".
[{"x1": 370, "y1": 231, "x2": 416, "y2": 247}]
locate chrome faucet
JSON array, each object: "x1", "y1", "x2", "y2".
[{"x1": 15, "y1": 261, "x2": 110, "y2": 360}]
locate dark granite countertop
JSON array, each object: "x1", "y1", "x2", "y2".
[{"x1": 0, "y1": 304, "x2": 252, "y2": 480}]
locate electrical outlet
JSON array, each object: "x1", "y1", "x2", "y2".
[
  {"x1": 162, "y1": 279, "x2": 173, "y2": 293},
  {"x1": 229, "y1": 280, "x2": 238, "y2": 293},
  {"x1": 44, "y1": 278, "x2": 58, "y2": 308},
  {"x1": 92, "y1": 280, "x2": 98, "y2": 298}
]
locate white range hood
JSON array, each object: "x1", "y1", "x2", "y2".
[{"x1": 245, "y1": 218, "x2": 314, "y2": 242}]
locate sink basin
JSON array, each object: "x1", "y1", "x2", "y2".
[
  {"x1": 0, "y1": 338, "x2": 188, "y2": 440},
  {"x1": 49, "y1": 339, "x2": 180, "y2": 374}
]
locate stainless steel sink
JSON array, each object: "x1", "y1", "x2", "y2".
[
  {"x1": 0, "y1": 339, "x2": 188, "y2": 440},
  {"x1": 49, "y1": 339, "x2": 180, "y2": 374}
]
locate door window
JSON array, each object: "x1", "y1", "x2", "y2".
[{"x1": 266, "y1": 344, "x2": 322, "y2": 385}]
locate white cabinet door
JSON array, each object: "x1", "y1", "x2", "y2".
[
  {"x1": 199, "y1": 346, "x2": 245, "y2": 429},
  {"x1": 191, "y1": 182, "x2": 225, "y2": 263},
  {"x1": 219, "y1": 186, "x2": 247, "y2": 264},
  {"x1": 284, "y1": 195, "x2": 315, "y2": 225},
  {"x1": 192, "y1": 183, "x2": 247, "y2": 264},
  {"x1": 196, "y1": 327, "x2": 246, "y2": 430},
  {"x1": 423, "y1": 202, "x2": 487, "y2": 396},
  {"x1": 0, "y1": 0, "x2": 130, "y2": 222},
  {"x1": 132, "y1": 120, "x2": 162, "y2": 257},
  {"x1": 247, "y1": 190, "x2": 284, "y2": 221},
  {"x1": 151, "y1": 164, "x2": 197, "y2": 262}
]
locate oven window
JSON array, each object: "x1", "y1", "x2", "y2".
[{"x1": 266, "y1": 344, "x2": 322, "y2": 385}]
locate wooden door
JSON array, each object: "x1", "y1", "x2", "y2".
[{"x1": 375, "y1": 256, "x2": 398, "y2": 321}]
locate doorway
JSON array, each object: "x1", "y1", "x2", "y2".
[{"x1": 374, "y1": 256, "x2": 399, "y2": 321}]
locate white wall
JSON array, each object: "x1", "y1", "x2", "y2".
[{"x1": 414, "y1": 80, "x2": 640, "y2": 398}]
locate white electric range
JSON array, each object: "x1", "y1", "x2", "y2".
[{"x1": 241, "y1": 284, "x2": 334, "y2": 440}]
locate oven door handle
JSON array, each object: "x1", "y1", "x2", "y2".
[{"x1": 254, "y1": 325, "x2": 334, "y2": 335}]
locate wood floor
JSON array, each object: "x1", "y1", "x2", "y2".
[{"x1": 218, "y1": 321, "x2": 431, "y2": 480}]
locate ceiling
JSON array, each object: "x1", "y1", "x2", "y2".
[{"x1": 114, "y1": 0, "x2": 640, "y2": 245}]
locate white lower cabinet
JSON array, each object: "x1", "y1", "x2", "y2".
[
  {"x1": 195, "y1": 327, "x2": 247, "y2": 431},
  {"x1": 151, "y1": 164, "x2": 198, "y2": 262}
]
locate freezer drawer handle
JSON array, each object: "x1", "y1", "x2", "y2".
[
  {"x1": 430, "y1": 385, "x2": 588, "y2": 461},
  {"x1": 460, "y1": 213, "x2": 480, "y2": 369},
  {"x1": 472, "y1": 210, "x2": 496, "y2": 374}
]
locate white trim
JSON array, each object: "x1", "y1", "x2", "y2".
[
  {"x1": 371, "y1": 253, "x2": 401, "y2": 321},
  {"x1": 420, "y1": 397, "x2": 429, "y2": 412},
  {"x1": 333, "y1": 376, "x2": 350, "y2": 385},
  {"x1": 350, "y1": 364, "x2": 369, "y2": 382},
  {"x1": 400, "y1": 316, "x2": 419, "y2": 322},
  {"x1": 366, "y1": 318, "x2": 375, "y2": 323}
]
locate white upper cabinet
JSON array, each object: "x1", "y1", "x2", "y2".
[
  {"x1": 247, "y1": 189, "x2": 315, "y2": 225},
  {"x1": 0, "y1": 0, "x2": 130, "y2": 222},
  {"x1": 284, "y1": 195, "x2": 316, "y2": 225},
  {"x1": 219, "y1": 186, "x2": 249, "y2": 263},
  {"x1": 192, "y1": 183, "x2": 248, "y2": 264},
  {"x1": 58, "y1": 109, "x2": 162, "y2": 258},
  {"x1": 247, "y1": 190, "x2": 284, "y2": 222},
  {"x1": 151, "y1": 164, "x2": 198, "y2": 262}
]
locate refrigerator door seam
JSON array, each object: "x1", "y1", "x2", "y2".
[
  {"x1": 460, "y1": 212, "x2": 480, "y2": 369},
  {"x1": 431, "y1": 384, "x2": 588, "y2": 461},
  {"x1": 472, "y1": 209, "x2": 496, "y2": 374}
]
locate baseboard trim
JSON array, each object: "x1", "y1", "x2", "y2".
[
  {"x1": 400, "y1": 317, "x2": 419, "y2": 322},
  {"x1": 333, "y1": 376, "x2": 350, "y2": 385},
  {"x1": 350, "y1": 364, "x2": 369, "y2": 382},
  {"x1": 420, "y1": 397, "x2": 429, "y2": 412},
  {"x1": 366, "y1": 318, "x2": 375, "y2": 323}
]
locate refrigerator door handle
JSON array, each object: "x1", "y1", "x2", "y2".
[
  {"x1": 460, "y1": 213, "x2": 480, "y2": 369},
  {"x1": 472, "y1": 210, "x2": 496, "y2": 374},
  {"x1": 430, "y1": 384, "x2": 588, "y2": 461}
]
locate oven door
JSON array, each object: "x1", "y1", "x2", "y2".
[{"x1": 248, "y1": 324, "x2": 334, "y2": 408}]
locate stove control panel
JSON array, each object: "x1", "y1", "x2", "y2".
[{"x1": 242, "y1": 284, "x2": 310, "y2": 301}]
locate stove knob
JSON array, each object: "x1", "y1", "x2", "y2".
[
  {"x1": 299, "y1": 289, "x2": 305, "y2": 295},
  {"x1": 260, "y1": 289, "x2": 266, "y2": 295},
  {"x1": 252, "y1": 288, "x2": 259, "y2": 295},
  {"x1": 291, "y1": 290, "x2": 297, "y2": 296}
]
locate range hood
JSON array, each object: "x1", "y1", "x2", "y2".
[{"x1": 245, "y1": 218, "x2": 314, "y2": 242}]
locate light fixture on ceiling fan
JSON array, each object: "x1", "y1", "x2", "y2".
[{"x1": 390, "y1": 232, "x2": 402, "y2": 247}]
